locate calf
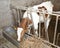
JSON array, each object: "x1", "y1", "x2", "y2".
[{"x1": 17, "y1": 1, "x2": 53, "y2": 41}]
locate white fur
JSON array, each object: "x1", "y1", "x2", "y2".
[
  {"x1": 17, "y1": 27, "x2": 23, "y2": 41},
  {"x1": 33, "y1": 1, "x2": 53, "y2": 14},
  {"x1": 39, "y1": 1, "x2": 53, "y2": 14},
  {"x1": 23, "y1": 1, "x2": 53, "y2": 30}
]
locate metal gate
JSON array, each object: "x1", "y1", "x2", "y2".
[{"x1": 8, "y1": 4, "x2": 60, "y2": 48}]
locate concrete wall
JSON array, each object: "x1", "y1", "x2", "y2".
[
  {"x1": 0, "y1": 0, "x2": 13, "y2": 28},
  {"x1": 47, "y1": 0, "x2": 60, "y2": 11},
  {"x1": 11, "y1": 0, "x2": 43, "y2": 6}
]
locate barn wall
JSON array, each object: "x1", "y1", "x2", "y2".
[
  {"x1": 47, "y1": 0, "x2": 60, "y2": 11},
  {"x1": 0, "y1": 0, "x2": 13, "y2": 28},
  {"x1": 11, "y1": 0, "x2": 43, "y2": 7}
]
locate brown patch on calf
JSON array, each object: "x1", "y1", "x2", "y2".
[
  {"x1": 38, "y1": 6, "x2": 47, "y2": 10},
  {"x1": 19, "y1": 18, "x2": 28, "y2": 30},
  {"x1": 19, "y1": 18, "x2": 32, "y2": 42},
  {"x1": 45, "y1": 14, "x2": 48, "y2": 18},
  {"x1": 38, "y1": 7, "x2": 42, "y2": 9},
  {"x1": 19, "y1": 18, "x2": 32, "y2": 30}
]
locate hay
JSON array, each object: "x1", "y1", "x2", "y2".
[{"x1": 20, "y1": 37, "x2": 52, "y2": 48}]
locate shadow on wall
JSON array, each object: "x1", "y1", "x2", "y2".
[{"x1": 11, "y1": 0, "x2": 43, "y2": 7}]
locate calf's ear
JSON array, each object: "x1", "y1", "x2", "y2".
[{"x1": 38, "y1": 7, "x2": 42, "y2": 9}]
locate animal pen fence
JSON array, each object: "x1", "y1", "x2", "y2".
[{"x1": 6, "y1": 4, "x2": 60, "y2": 48}]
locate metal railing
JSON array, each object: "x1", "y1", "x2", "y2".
[{"x1": 10, "y1": 5, "x2": 60, "y2": 48}]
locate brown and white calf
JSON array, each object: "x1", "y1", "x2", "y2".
[
  {"x1": 17, "y1": 18, "x2": 32, "y2": 41},
  {"x1": 17, "y1": 1, "x2": 53, "y2": 41}
]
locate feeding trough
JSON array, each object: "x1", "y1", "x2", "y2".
[{"x1": 2, "y1": 26, "x2": 19, "y2": 48}]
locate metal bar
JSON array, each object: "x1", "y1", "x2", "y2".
[
  {"x1": 39, "y1": 10, "x2": 43, "y2": 38},
  {"x1": 39, "y1": 12, "x2": 40, "y2": 38},
  {"x1": 26, "y1": 10, "x2": 31, "y2": 34},
  {"x1": 39, "y1": 10, "x2": 49, "y2": 41},
  {"x1": 45, "y1": 27, "x2": 49, "y2": 41},
  {"x1": 53, "y1": 16, "x2": 59, "y2": 44},
  {"x1": 53, "y1": 11, "x2": 60, "y2": 14},
  {"x1": 39, "y1": 22, "x2": 41, "y2": 38},
  {"x1": 19, "y1": 10, "x2": 23, "y2": 22},
  {"x1": 14, "y1": 8, "x2": 18, "y2": 27},
  {"x1": 16, "y1": 8, "x2": 20, "y2": 27},
  {"x1": 10, "y1": 5, "x2": 60, "y2": 16},
  {"x1": 44, "y1": 22, "x2": 49, "y2": 41},
  {"x1": 29, "y1": 10, "x2": 35, "y2": 34},
  {"x1": 17, "y1": 9, "x2": 20, "y2": 26},
  {"x1": 43, "y1": 10, "x2": 49, "y2": 41}
]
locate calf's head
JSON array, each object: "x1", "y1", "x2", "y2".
[{"x1": 37, "y1": 1, "x2": 53, "y2": 18}]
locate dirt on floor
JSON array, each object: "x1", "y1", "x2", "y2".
[
  {"x1": 20, "y1": 37, "x2": 52, "y2": 48},
  {"x1": 0, "y1": 37, "x2": 17, "y2": 48},
  {"x1": 0, "y1": 29, "x2": 17, "y2": 48}
]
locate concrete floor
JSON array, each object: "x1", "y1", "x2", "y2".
[{"x1": 0, "y1": 29, "x2": 17, "y2": 48}]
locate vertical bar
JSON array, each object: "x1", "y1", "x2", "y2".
[
  {"x1": 53, "y1": 16, "x2": 59, "y2": 44},
  {"x1": 30, "y1": 11, "x2": 35, "y2": 34},
  {"x1": 16, "y1": 8, "x2": 20, "y2": 27},
  {"x1": 43, "y1": 18, "x2": 49, "y2": 41},
  {"x1": 14, "y1": 8, "x2": 18, "y2": 28},
  {"x1": 44, "y1": 23, "x2": 49, "y2": 41},
  {"x1": 17, "y1": 9, "x2": 20, "y2": 26},
  {"x1": 19, "y1": 10, "x2": 23, "y2": 21},
  {"x1": 27, "y1": 9, "x2": 31, "y2": 34},
  {"x1": 39, "y1": 20, "x2": 41, "y2": 38},
  {"x1": 41, "y1": 10, "x2": 49, "y2": 41},
  {"x1": 15, "y1": 8, "x2": 18, "y2": 27}
]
